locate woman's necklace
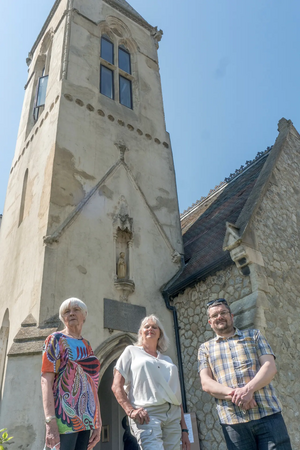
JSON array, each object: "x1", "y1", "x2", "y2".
[{"x1": 63, "y1": 329, "x2": 82, "y2": 339}]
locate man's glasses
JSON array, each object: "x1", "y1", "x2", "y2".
[
  {"x1": 206, "y1": 298, "x2": 228, "y2": 308},
  {"x1": 209, "y1": 311, "x2": 231, "y2": 320}
]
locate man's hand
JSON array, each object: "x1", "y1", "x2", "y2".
[
  {"x1": 231, "y1": 385, "x2": 253, "y2": 404},
  {"x1": 243, "y1": 398, "x2": 257, "y2": 410},
  {"x1": 230, "y1": 386, "x2": 257, "y2": 410}
]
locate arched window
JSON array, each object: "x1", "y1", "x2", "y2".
[
  {"x1": 100, "y1": 36, "x2": 133, "y2": 109},
  {"x1": 100, "y1": 36, "x2": 114, "y2": 100},
  {"x1": 26, "y1": 30, "x2": 53, "y2": 135},
  {"x1": 118, "y1": 45, "x2": 132, "y2": 109},
  {"x1": 33, "y1": 42, "x2": 52, "y2": 121},
  {"x1": 19, "y1": 169, "x2": 28, "y2": 226}
]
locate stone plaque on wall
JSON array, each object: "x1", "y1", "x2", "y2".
[{"x1": 104, "y1": 298, "x2": 146, "y2": 333}]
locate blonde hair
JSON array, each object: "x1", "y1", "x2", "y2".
[
  {"x1": 136, "y1": 314, "x2": 169, "y2": 352},
  {"x1": 59, "y1": 298, "x2": 88, "y2": 322}
]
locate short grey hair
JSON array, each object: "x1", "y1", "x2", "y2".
[
  {"x1": 136, "y1": 314, "x2": 169, "y2": 353},
  {"x1": 59, "y1": 298, "x2": 88, "y2": 322}
]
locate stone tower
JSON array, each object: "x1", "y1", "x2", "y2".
[{"x1": 0, "y1": 1, "x2": 183, "y2": 448}]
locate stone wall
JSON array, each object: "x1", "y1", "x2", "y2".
[
  {"x1": 251, "y1": 138, "x2": 300, "y2": 447},
  {"x1": 174, "y1": 264, "x2": 252, "y2": 449}
]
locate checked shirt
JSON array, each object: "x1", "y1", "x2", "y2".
[{"x1": 198, "y1": 328, "x2": 281, "y2": 424}]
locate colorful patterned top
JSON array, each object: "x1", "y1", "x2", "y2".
[
  {"x1": 198, "y1": 328, "x2": 281, "y2": 424},
  {"x1": 42, "y1": 332, "x2": 101, "y2": 434}
]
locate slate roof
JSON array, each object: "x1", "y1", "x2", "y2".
[
  {"x1": 167, "y1": 150, "x2": 271, "y2": 296},
  {"x1": 181, "y1": 182, "x2": 226, "y2": 234}
]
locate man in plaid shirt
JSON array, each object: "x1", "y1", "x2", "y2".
[{"x1": 198, "y1": 298, "x2": 292, "y2": 449}]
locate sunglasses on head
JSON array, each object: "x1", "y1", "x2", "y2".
[{"x1": 206, "y1": 298, "x2": 228, "y2": 308}]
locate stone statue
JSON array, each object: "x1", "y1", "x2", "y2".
[{"x1": 117, "y1": 252, "x2": 126, "y2": 279}]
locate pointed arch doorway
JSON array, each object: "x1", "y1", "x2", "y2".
[{"x1": 94, "y1": 332, "x2": 136, "y2": 450}]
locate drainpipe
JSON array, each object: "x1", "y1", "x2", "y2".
[{"x1": 162, "y1": 288, "x2": 187, "y2": 412}]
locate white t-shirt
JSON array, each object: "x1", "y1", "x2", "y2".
[{"x1": 115, "y1": 345, "x2": 182, "y2": 407}]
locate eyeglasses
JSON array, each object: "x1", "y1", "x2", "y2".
[
  {"x1": 209, "y1": 311, "x2": 231, "y2": 320},
  {"x1": 206, "y1": 298, "x2": 228, "y2": 308}
]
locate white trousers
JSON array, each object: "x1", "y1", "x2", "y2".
[{"x1": 129, "y1": 403, "x2": 181, "y2": 450}]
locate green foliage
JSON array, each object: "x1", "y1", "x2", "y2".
[{"x1": 0, "y1": 428, "x2": 13, "y2": 449}]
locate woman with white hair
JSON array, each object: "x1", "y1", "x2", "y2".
[
  {"x1": 41, "y1": 298, "x2": 102, "y2": 450},
  {"x1": 112, "y1": 314, "x2": 190, "y2": 450}
]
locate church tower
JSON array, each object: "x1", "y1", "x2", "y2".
[{"x1": 0, "y1": 1, "x2": 183, "y2": 448}]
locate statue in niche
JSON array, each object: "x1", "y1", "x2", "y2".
[{"x1": 117, "y1": 252, "x2": 127, "y2": 279}]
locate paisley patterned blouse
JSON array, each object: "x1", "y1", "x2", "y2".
[{"x1": 42, "y1": 332, "x2": 101, "y2": 434}]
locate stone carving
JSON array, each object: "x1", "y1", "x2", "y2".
[
  {"x1": 117, "y1": 252, "x2": 127, "y2": 279},
  {"x1": 172, "y1": 251, "x2": 181, "y2": 264},
  {"x1": 26, "y1": 52, "x2": 33, "y2": 67},
  {"x1": 151, "y1": 27, "x2": 163, "y2": 49},
  {"x1": 113, "y1": 198, "x2": 135, "y2": 300},
  {"x1": 115, "y1": 142, "x2": 129, "y2": 162}
]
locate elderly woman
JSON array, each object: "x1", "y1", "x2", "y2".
[
  {"x1": 112, "y1": 314, "x2": 190, "y2": 450},
  {"x1": 41, "y1": 298, "x2": 101, "y2": 450}
]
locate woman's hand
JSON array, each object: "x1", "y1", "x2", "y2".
[
  {"x1": 181, "y1": 430, "x2": 190, "y2": 450},
  {"x1": 45, "y1": 421, "x2": 60, "y2": 449},
  {"x1": 88, "y1": 428, "x2": 101, "y2": 450},
  {"x1": 131, "y1": 408, "x2": 150, "y2": 424},
  {"x1": 41, "y1": 373, "x2": 60, "y2": 449}
]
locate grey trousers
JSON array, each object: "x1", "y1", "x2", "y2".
[{"x1": 129, "y1": 403, "x2": 181, "y2": 450}]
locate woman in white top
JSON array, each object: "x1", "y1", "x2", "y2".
[{"x1": 112, "y1": 315, "x2": 190, "y2": 450}]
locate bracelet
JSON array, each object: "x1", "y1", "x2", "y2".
[
  {"x1": 129, "y1": 409, "x2": 135, "y2": 418},
  {"x1": 182, "y1": 429, "x2": 189, "y2": 434},
  {"x1": 45, "y1": 415, "x2": 56, "y2": 424}
]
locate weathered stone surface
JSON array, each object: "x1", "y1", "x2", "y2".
[
  {"x1": 8, "y1": 340, "x2": 45, "y2": 356},
  {"x1": 104, "y1": 298, "x2": 146, "y2": 333},
  {"x1": 0, "y1": 1, "x2": 183, "y2": 449},
  {"x1": 174, "y1": 264, "x2": 251, "y2": 449},
  {"x1": 13, "y1": 326, "x2": 57, "y2": 343},
  {"x1": 174, "y1": 123, "x2": 300, "y2": 448}
]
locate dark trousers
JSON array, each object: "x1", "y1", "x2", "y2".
[
  {"x1": 60, "y1": 430, "x2": 91, "y2": 450},
  {"x1": 221, "y1": 413, "x2": 292, "y2": 450}
]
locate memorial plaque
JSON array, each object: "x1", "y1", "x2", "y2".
[{"x1": 104, "y1": 298, "x2": 146, "y2": 333}]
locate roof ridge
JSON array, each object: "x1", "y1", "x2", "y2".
[
  {"x1": 224, "y1": 146, "x2": 272, "y2": 183},
  {"x1": 181, "y1": 146, "x2": 273, "y2": 218},
  {"x1": 181, "y1": 181, "x2": 226, "y2": 218}
]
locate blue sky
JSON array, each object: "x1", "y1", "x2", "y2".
[{"x1": 1, "y1": 0, "x2": 300, "y2": 214}]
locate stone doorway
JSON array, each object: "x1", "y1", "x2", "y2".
[
  {"x1": 95, "y1": 360, "x2": 125, "y2": 450},
  {"x1": 94, "y1": 333, "x2": 136, "y2": 450}
]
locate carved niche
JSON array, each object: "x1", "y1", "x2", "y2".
[{"x1": 113, "y1": 198, "x2": 135, "y2": 301}]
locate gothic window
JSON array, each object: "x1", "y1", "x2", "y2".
[
  {"x1": 26, "y1": 30, "x2": 53, "y2": 135},
  {"x1": 100, "y1": 65, "x2": 114, "y2": 99},
  {"x1": 100, "y1": 36, "x2": 114, "y2": 100},
  {"x1": 33, "y1": 47, "x2": 51, "y2": 121},
  {"x1": 18, "y1": 169, "x2": 28, "y2": 226},
  {"x1": 100, "y1": 36, "x2": 133, "y2": 109},
  {"x1": 33, "y1": 70, "x2": 49, "y2": 121},
  {"x1": 101, "y1": 36, "x2": 114, "y2": 64},
  {"x1": 119, "y1": 46, "x2": 132, "y2": 109}
]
